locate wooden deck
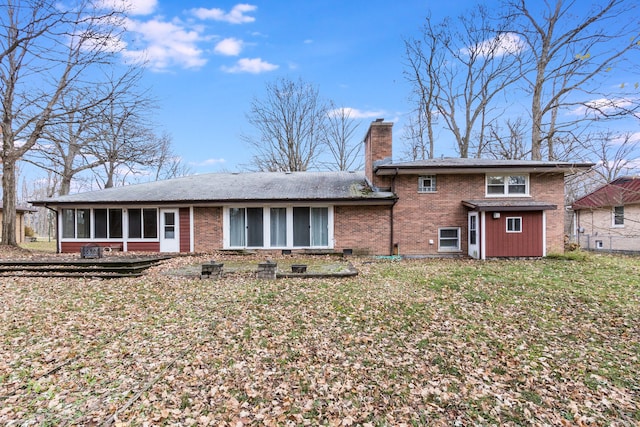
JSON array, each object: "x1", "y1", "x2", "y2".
[{"x1": 0, "y1": 255, "x2": 172, "y2": 278}]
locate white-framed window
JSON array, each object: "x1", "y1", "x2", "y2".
[
  {"x1": 418, "y1": 175, "x2": 436, "y2": 193},
  {"x1": 225, "y1": 206, "x2": 332, "y2": 249},
  {"x1": 595, "y1": 240, "x2": 604, "y2": 249},
  {"x1": 613, "y1": 206, "x2": 624, "y2": 227},
  {"x1": 438, "y1": 227, "x2": 461, "y2": 252},
  {"x1": 128, "y1": 208, "x2": 158, "y2": 239},
  {"x1": 506, "y1": 217, "x2": 522, "y2": 233},
  {"x1": 486, "y1": 174, "x2": 529, "y2": 196},
  {"x1": 60, "y1": 208, "x2": 140, "y2": 240},
  {"x1": 61, "y1": 208, "x2": 91, "y2": 239}
]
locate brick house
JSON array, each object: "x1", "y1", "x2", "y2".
[
  {"x1": 571, "y1": 176, "x2": 640, "y2": 252},
  {"x1": 31, "y1": 120, "x2": 591, "y2": 258}
]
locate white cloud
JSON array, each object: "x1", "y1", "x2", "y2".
[
  {"x1": 569, "y1": 97, "x2": 637, "y2": 117},
  {"x1": 461, "y1": 32, "x2": 526, "y2": 58},
  {"x1": 97, "y1": 0, "x2": 158, "y2": 16},
  {"x1": 122, "y1": 17, "x2": 206, "y2": 70},
  {"x1": 214, "y1": 38, "x2": 243, "y2": 56},
  {"x1": 222, "y1": 58, "x2": 278, "y2": 74},
  {"x1": 330, "y1": 107, "x2": 386, "y2": 119},
  {"x1": 191, "y1": 158, "x2": 226, "y2": 166},
  {"x1": 191, "y1": 4, "x2": 257, "y2": 24}
]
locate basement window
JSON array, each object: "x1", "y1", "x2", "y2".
[{"x1": 438, "y1": 227, "x2": 461, "y2": 252}]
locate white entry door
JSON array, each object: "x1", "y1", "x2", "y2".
[
  {"x1": 468, "y1": 212, "x2": 480, "y2": 259},
  {"x1": 160, "y1": 209, "x2": 180, "y2": 252}
]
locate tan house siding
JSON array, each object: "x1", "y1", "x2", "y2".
[
  {"x1": 334, "y1": 205, "x2": 392, "y2": 255},
  {"x1": 0, "y1": 211, "x2": 28, "y2": 244},
  {"x1": 576, "y1": 204, "x2": 640, "y2": 251},
  {"x1": 193, "y1": 207, "x2": 223, "y2": 252}
]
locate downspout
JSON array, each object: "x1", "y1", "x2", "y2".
[
  {"x1": 390, "y1": 168, "x2": 399, "y2": 256},
  {"x1": 44, "y1": 205, "x2": 60, "y2": 253}
]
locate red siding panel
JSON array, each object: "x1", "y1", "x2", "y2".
[
  {"x1": 179, "y1": 208, "x2": 190, "y2": 252},
  {"x1": 485, "y1": 211, "x2": 543, "y2": 257},
  {"x1": 60, "y1": 241, "x2": 123, "y2": 253},
  {"x1": 127, "y1": 241, "x2": 160, "y2": 252}
]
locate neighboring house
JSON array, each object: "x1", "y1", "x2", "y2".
[
  {"x1": 572, "y1": 176, "x2": 640, "y2": 252},
  {"x1": 31, "y1": 120, "x2": 591, "y2": 258},
  {"x1": 0, "y1": 202, "x2": 37, "y2": 244}
]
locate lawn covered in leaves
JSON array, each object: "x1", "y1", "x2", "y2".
[{"x1": 0, "y1": 252, "x2": 638, "y2": 426}]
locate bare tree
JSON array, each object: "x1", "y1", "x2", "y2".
[
  {"x1": 244, "y1": 77, "x2": 328, "y2": 172},
  {"x1": 404, "y1": 5, "x2": 523, "y2": 158},
  {"x1": 506, "y1": 0, "x2": 640, "y2": 160},
  {"x1": 91, "y1": 95, "x2": 160, "y2": 188},
  {"x1": 146, "y1": 132, "x2": 192, "y2": 181},
  {"x1": 0, "y1": 0, "x2": 127, "y2": 245},
  {"x1": 321, "y1": 104, "x2": 362, "y2": 171},
  {"x1": 484, "y1": 118, "x2": 531, "y2": 160},
  {"x1": 403, "y1": 14, "x2": 442, "y2": 160}
]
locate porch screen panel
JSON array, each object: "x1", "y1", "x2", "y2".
[
  {"x1": 62, "y1": 209, "x2": 75, "y2": 238},
  {"x1": 128, "y1": 209, "x2": 142, "y2": 238},
  {"x1": 76, "y1": 209, "x2": 91, "y2": 238},
  {"x1": 94, "y1": 209, "x2": 107, "y2": 238},
  {"x1": 293, "y1": 207, "x2": 310, "y2": 246},
  {"x1": 109, "y1": 209, "x2": 123, "y2": 238},
  {"x1": 270, "y1": 208, "x2": 287, "y2": 247},
  {"x1": 247, "y1": 208, "x2": 264, "y2": 247},
  {"x1": 229, "y1": 208, "x2": 245, "y2": 246},
  {"x1": 311, "y1": 207, "x2": 328, "y2": 246},
  {"x1": 143, "y1": 209, "x2": 158, "y2": 238}
]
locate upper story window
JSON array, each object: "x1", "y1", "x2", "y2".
[
  {"x1": 418, "y1": 175, "x2": 436, "y2": 193},
  {"x1": 613, "y1": 206, "x2": 624, "y2": 227},
  {"x1": 486, "y1": 174, "x2": 529, "y2": 196}
]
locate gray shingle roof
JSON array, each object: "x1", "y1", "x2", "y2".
[
  {"x1": 31, "y1": 171, "x2": 396, "y2": 205},
  {"x1": 376, "y1": 157, "x2": 593, "y2": 174}
]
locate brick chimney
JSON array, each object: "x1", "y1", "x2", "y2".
[{"x1": 364, "y1": 118, "x2": 393, "y2": 190}]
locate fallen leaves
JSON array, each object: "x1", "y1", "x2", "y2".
[{"x1": 0, "y1": 253, "x2": 638, "y2": 425}]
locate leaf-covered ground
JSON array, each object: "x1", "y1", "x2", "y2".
[{"x1": 0, "y1": 251, "x2": 638, "y2": 426}]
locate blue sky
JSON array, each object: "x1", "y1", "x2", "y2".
[{"x1": 111, "y1": 0, "x2": 474, "y2": 174}]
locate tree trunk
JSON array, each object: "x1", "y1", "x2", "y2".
[{"x1": 1, "y1": 158, "x2": 18, "y2": 246}]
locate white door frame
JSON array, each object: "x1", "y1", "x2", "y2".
[
  {"x1": 468, "y1": 211, "x2": 480, "y2": 259},
  {"x1": 160, "y1": 208, "x2": 180, "y2": 252}
]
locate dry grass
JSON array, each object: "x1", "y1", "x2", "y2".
[{"x1": 0, "y1": 250, "x2": 638, "y2": 425}]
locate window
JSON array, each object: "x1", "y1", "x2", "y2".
[
  {"x1": 61, "y1": 208, "x2": 91, "y2": 239},
  {"x1": 270, "y1": 208, "x2": 287, "y2": 247},
  {"x1": 486, "y1": 174, "x2": 528, "y2": 196},
  {"x1": 438, "y1": 227, "x2": 460, "y2": 251},
  {"x1": 596, "y1": 240, "x2": 604, "y2": 249},
  {"x1": 418, "y1": 175, "x2": 436, "y2": 193},
  {"x1": 613, "y1": 206, "x2": 624, "y2": 226},
  {"x1": 506, "y1": 217, "x2": 522, "y2": 233},
  {"x1": 128, "y1": 208, "x2": 158, "y2": 239},
  {"x1": 62, "y1": 209, "x2": 75, "y2": 239},
  {"x1": 226, "y1": 206, "x2": 331, "y2": 248},
  {"x1": 94, "y1": 209, "x2": 123, "y2": 238}
]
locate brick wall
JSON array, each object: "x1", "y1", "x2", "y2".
[
  {"x1": 364, "y1": 120, "x2": 393, "y2": 190},
  {"x1": 390, "y1": 172, "x2": 567, "y2": 256},
  {"x1": 530, "y1": 173, "x2": 566, "y2": 254},
  {"x1": 193, "y1": 207, "x2": 223, "y2": 252},
  {"x1": 391, "y1": 174, "x2": 482, "y2": 255},
  {"x1": 334, "y1": 205, "x2": 392, "y2": 255}
]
